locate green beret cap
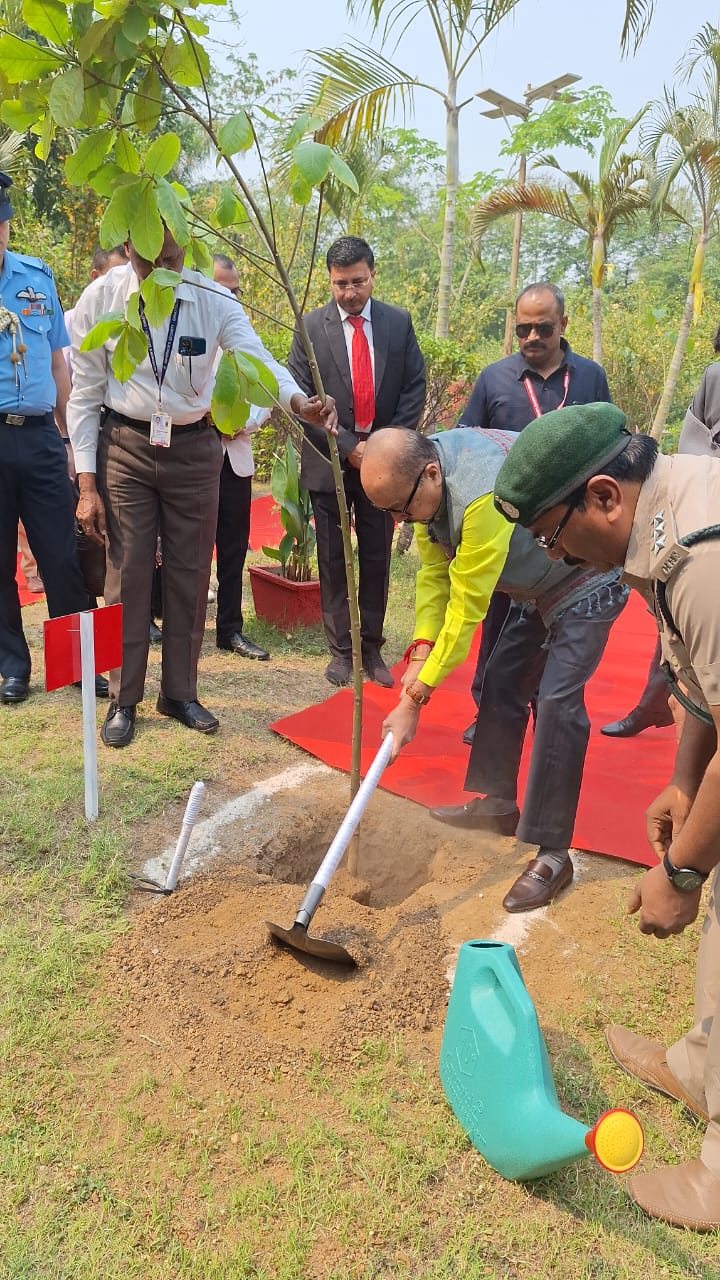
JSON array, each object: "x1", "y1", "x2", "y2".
[{"x1": 493, "y1": 402, "x2": 632, "y2": 526}]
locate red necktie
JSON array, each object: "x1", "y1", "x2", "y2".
[{"x1": 348, "y1": 315, "x2": 375, "y2": 431}]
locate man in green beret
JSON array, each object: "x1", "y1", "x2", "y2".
[{"x1": 494, "y1": 400, "x2": 720, "y2": 1230}]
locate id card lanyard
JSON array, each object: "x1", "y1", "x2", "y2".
[
  {"x1": 523, "y1": 364, "x2": 570, "y2": 419},
  {"x1": 139, "y1": 297, "x2": 181, "y2": 447}
]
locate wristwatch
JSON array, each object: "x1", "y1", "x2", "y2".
[
  {"x1": 403, "y1": 684, "x2": 431, "y2": 707},
  {"x1": 662, "y1": 851, "x2": 709, "y2": 893}
]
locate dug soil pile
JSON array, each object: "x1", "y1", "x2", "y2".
[{"x1": 106, "y1": 777, "x2": 636, "y2": 1098}]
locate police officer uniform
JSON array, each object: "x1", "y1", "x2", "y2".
[{"x1": 0, "y1": 172, "x2": 88, "y2": 702}]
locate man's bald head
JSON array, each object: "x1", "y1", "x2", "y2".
[{"x1": 361, "y1": 429, "x2": 441, "y2": 522}]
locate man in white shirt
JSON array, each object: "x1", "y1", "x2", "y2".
[{"x1": 68, "y1": 226, "x2": 335, "y2": 747}]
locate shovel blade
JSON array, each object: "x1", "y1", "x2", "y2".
[{"x1": 266, "y1": 919, "x2": 356, "y2": 966}]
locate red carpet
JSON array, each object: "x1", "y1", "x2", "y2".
[
  {"x1": 16, "y1": 554, "x2": 44, "y2": 607},
  {"x1": 271, "y1": 592, "x2": 676, "y2": 868},
  {"x1": 249, "y1": 493, "x2": 286, "y2": 551}
]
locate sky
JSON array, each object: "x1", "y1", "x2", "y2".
[{"x1": 222, "y1": 0, "x2": 719, "y2": 179}]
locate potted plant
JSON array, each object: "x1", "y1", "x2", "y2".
[{"x1": 249, "y1": 439, "x2": 323, "y2": 630}]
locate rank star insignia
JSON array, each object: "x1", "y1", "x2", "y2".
[{"x1": 652, "y1": 509, "x2": 666, "y2": 553}]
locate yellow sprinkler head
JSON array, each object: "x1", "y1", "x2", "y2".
[{"x1": 585, "y1": 1108, "x2": 644, "y2": 1174}]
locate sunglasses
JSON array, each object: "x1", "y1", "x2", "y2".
[{"x1": 516, "y1": 322, "x2": 556, "y2": 340}]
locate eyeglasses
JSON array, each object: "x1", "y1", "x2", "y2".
[
  {"x1": 377, "y1": 465, "x2": 427, "y2": 516},
  {"x1": 516, "y1": 322, "x2": 556, "y2": 340},
  {"x1": 534, "y1": 488, "x2": 586, "y2": 551},
  {"x1": 331, "y1": 276, "x2": 373, "y2": 293}
]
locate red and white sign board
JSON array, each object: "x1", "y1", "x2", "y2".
[{"x1": 44, "y1": 604, "x2": 122, "y2": 692}]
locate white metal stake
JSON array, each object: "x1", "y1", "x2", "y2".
[{"x1": 79, "y1": 610, "x2": 98, "y2": 821}]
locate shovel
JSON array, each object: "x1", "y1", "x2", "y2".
[{"x1": 266, "y1": 733, "x2": 394, "y2": 966}]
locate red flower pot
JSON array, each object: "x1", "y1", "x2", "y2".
[{"x1": 248, "y1": 564, "x2": 322, "y2": 630}]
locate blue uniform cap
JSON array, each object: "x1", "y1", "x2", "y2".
[{"x1": 0, "y1": 171, "x2": 14, "y2": 222}]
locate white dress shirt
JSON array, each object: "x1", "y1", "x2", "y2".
[{"x1": 67, "y1": 262, "x2": 303, "y2": 474}]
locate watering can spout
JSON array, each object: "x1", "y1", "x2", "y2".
[{"x1": 440, "y1": 941, "x2": 643, "y2": 1181}]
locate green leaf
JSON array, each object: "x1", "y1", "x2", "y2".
[
  {"x1": 144, "y1": 133, "x2": 181, "y2": 178},
  {"x1": 218, "y1": 111, "x2": 254, "y2": 157},
  {"x1": 133, "y1": 65, "x2": 162, "y2": 133},
  {"x1": 121, "y1": 7, "x2": 149, "y2": 43},
  {"x1": 0, "y1": 34, "x2": 64, "y2": 81},
  {"x1": 23, "y1": 0, "x2": 69, "y2": 45},
  {"x1": 261, "y1": 545, "x2": 283, "y2": 563},
  {"x1": 285, "y1": 112, "x2": 322, "y2": 147},
  {"x1": 188, "y1": 237, "x2": 213, "y2": 272},
  {"x1": 111, "y1": 322, "x2": 149, "y2": 383},
  {"x1": 77, "y1": 16, "x2": 116, "y2": 63},
  {"x1": 292, "y1": 140, "x2": 332, "y2": 185},
  {"x1": 154, "y1": 176, "x2": 190, "y2": 248},
  {"x1": 114, "y1": 131, "x2": 140, "y2": 174},
  {"x1": 127, "y1": 179, "x2": 164, "y2": 263},
  {"x1": 0, "y1": 98, "x2": 44, "y2": 131},
  {"x1": 149, "y1": 268, "x2": 182, "y2": 288},
  {"x1": 80, "y1": 311, "x2": 126, "y2": 351},
  {"x1": 214, "y1": 184, "x2": 243, "y2": 228},
  {"x1": 234, "y1": 351, "x2": 278, "y2": 409},
  {"x1": 34, "y1": 112, "x2": 55, "y2": 162},
  {"x1": 211, "y1": 352, "x2": 250, "y2": 434},
  {"x1": 289, "y1": 168, "x2": 313, "y2": 206},
  {"x1": 328, "y1": 150, "x2": 359, "y2": 194},
  {"x1": 65, "y1": 131, "x2": 114, "y2": 185},
  {"x1": 90, "y1": 163, "x2": 132, "y2": 197},
  {"x1": 98, "y1": 179, "x2": 139, "y2": 248},
  {"x1": 72, "y1": 3, "x2": 94, "y2": 38},
  {"x1": 48, "y1": 66, "x2": 85, "y2": 129},
  {"x1": 139, "y1": 276, "x2": 176, "y2": 328},
  {"x1": 114, "y1": 30, "x2": 137, "y2": 61}
]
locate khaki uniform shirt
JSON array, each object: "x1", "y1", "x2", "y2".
[{"x1": 623, "y1": 453, "x2": 720, "y2": 714}]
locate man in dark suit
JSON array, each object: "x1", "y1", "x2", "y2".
[{"x1": 288, "y1": 236, "x2": 426, "y2": 687}]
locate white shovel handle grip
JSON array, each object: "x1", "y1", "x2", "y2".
[
  {"x1": 165, "y1": 780, "x2": 206, "y2": 891},
  {"x1": 313, "y1": 734, "x2": 393, "y2": 891}
]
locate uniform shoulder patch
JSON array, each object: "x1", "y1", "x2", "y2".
[{"x1": 15, "y1": 253, "x2": 55, "y2": 279}]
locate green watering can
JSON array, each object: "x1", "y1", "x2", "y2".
[{"x1": 440, "y1": 940, "x2": 644, "y2": 1182}]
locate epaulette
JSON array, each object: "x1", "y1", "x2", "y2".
[{"x1": 15, "y1": 252, "x2": 55, "y2": 279}]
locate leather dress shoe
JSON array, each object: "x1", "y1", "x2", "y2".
[
  {"x1": 156, "y1": 693, "x2": 219, "y2": 733},
  {"x1": 502, "y1": 856, "x2": 573, "y2": 913},
  {"x1": 325, "y1": 655, "x2": 352, "y2": 686},
  {"x1": 217, "y1": 632, "x2": 270, "y2": 661},
  {"x1": 0, "y1": 675, "x2": 29, "y2": 704},
  {"x1": 73, "y1": 674, "x2": 110, "y2": 697},
  {"x1": 101, "y1": 701, "x2": 136, "y2": 748},
  {"x1": 601, "y1": 704, "x2": 674, "y2": 737},
  {"x1": 463, "y1": 720, "x2": 476, "y2": 746},
  {"x1": 149, "y1": 620, "x2": 163, "y2": 645},
  {"x1": 429, "y1": 797, "x2": 519, "y2": 834},
  {"x1": 628, "y1": 1159, "x2": 720, "y2": 1230},
  {"x1": 605, "y1": 1025, "x2": 708, "y2": 1120},
  {"x1": 362, "y1": 649, "x2": 394, "y2": 688}
]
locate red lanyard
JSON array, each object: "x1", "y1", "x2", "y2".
[{"x1": 523, "y1": 365, "x2": 570, "y2": 418}]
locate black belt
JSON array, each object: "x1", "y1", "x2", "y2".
[
  {"x1": 0, "y1": 410, "x2": 53, "y2": 426},
  {"x1": 104, "y1": 407, "x2": 209, "y2": 433}
]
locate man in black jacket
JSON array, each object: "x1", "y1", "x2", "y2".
[{"x1": 288, "y1": 237, "x2": 426, "y2": 688}]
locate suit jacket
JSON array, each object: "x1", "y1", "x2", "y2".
[{"x1": 287, "y1": 298, "x2": 426, "y2": 492}]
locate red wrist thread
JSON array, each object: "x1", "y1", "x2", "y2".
[{"x1": 403, "y1": 639, "x2": 435, "y2": 664}]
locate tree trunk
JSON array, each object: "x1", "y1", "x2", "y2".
[
  {"x1": 650, "y1": 230, "x2": 708, "y2": 442},
  {"x1": 591, "y1": 285, "x2": 603, "y2": 365},
  {"x1": 435, "y1": 89, "x2": 459, "y2": 340},
  {"x1": 591, "y1": 230, "x2": 604, "y2": 365},
  {"x1": 503, "y1": 152, "x2": 526, "y2": 357}
]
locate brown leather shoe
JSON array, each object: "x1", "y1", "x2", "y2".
[
  {"x1": 502, "y1": 856, "x2": 573, "y2": 913},
  {"x1": 429, "y1": 798, "x2": 519, "y2": 834},
  {"x1": 605, "y1": 1025, "x2": 708, "y2": 1120},
  {"x1": 628, "y1": 1158, "x2": 720, "y2": 1230}
]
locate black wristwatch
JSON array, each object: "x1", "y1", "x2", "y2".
[{"x1": 662, "y1": 851, "x2": 709, "y2": 893}]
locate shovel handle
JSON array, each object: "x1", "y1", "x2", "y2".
[{"x1": 313, "y1": 733, "x2": 393, "y2": 892}]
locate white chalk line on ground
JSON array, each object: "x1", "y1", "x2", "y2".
[{"x1": 142, "y1": 760, "x2": 332, "y2": 886}]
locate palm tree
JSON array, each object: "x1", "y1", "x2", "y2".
[
  {"x1": 469, "y1": 110, "x2": 649, "y2": 364},
  {"x1": 0, "y1": 130, "x2": 24, "y2": 173},
  {"x1": 302, "y1": 0, "x2": 521, "y2": 339},
  {"x1": 643, "y1": 25, "x2": 720, "y2": 440},
  {"x1": 621, "y1": 0, "x2": 656, "y2": 53}
]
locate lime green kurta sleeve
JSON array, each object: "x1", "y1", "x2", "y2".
[{"x1": 414, "y1": 494, "x2": 514, "y2": 688}]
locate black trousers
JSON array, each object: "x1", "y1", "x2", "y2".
[
  {"x1": 310, "y1": 469, "x2": 394, "y2": 658},
  {"x1": 215, "y1": 455, "x2": 252, "y2": 642},
  {"x1": 465, "y1": 584, "x2": 628, "y2": 849},
  {"x1": 470, "y1": 591, "x2": 513, "y2": 708},
  {"x1": 0, "y1": 417, "x2": 88, "y2": 680}
]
